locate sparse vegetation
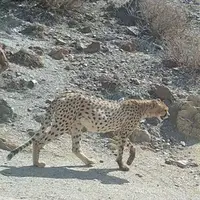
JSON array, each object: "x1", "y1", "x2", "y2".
[
  {"x1": 119, "y1": 0, "x2": 200, "y2": 68},
  {"x1": 38, "y1": 0, "x2": 82, "y2": 10},
  {"x1": 139, "y1": 0, "x2": 200, "y2": 68},
  {"x1": 139, "y1": 0, "x2": 188, "y2": 40},
  {"x1": 164, "y1": 31, "x2": 200, "y2": 68}
]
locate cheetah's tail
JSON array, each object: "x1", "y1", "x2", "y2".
[{"x1": 6, "y1": 138, "x2": 34, "y2": 161}]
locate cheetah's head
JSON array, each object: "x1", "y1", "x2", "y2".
[{"x1": 146, "y1": 99, "x2": 169, "y2": 121}]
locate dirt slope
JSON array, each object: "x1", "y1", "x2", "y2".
[{"x1": 0, "y1": 133, "x2": 200, "y2": 200}]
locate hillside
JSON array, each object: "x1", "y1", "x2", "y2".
[{"x1": 0, "y1": 0, "x2": 200, "y2": 199}]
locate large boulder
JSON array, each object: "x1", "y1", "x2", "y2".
[
  {"x1": 0, "y1": 99, "x2": 16, "y2": 123},
  {"x1": 176, "y1": 95, "x2": 200, "y2": 140},
  {"x1": 0, "y1": 46, "x2": 9, "y2": 73},
  {"x1": 9, "y1": 49, "x2": 44, "y2": 68}
]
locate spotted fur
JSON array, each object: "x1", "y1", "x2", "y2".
[{"x1": 7, "y1": 91, "x2": 169, "y2": 171}]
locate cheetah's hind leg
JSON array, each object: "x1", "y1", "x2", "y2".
[
  {"x1": 32, "y1": 141, "x2": 45, "y2": 168},
  {"x1": 126, "y1": 139, "x2": 136, "y2": 166},
  {"x1": 71, "y1": 124, "x2": 96, "y2": 166},
  {"x1": 32, "y1": 126, "x2": 52, "y2": 168},
  {"x1": 116, "y1": 135, "x2": 130, "y2": 171}
]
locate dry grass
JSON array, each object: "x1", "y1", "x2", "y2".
[
  {"x1": 138, "y1": 0, "x2": 200, "y2": 68},
  {"x1": 164, "y1": 31, "x2": 200, "y2": 68},
  {"x1": 139, "y1": 0, "x2": 188, "y2": 40},
  {"x1": 38, "y1": 0, "x2": 82, "y2": 11}
]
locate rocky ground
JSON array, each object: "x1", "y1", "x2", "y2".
[{"x1": 0, "y1": 0, "x2": 200, "y2": 199}]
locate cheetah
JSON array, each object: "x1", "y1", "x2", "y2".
[{"x1": 7, "y1": 91, "x2": 169, "y2": 171}]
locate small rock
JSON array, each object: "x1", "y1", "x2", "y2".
[
  {"x1": 162, "y1": 77, "x2": 171, "y2": 85},
  {"x1": 162, "y1": 142, "x2": 171, "y2": 149},
  {"x1": 118, "y1": 97, "x2": 125, "y2": 102},
  {"x1": 162, "y1": 59, "x2": 178, "y2": 68},
  {"x1": 165, "y1": 158, "x2": 175, "y2": 165},
  {"x1": 74, "y1": 41, "x2": 84, "y2": 51},
  {"x1": 165, "y1": 158, "x2": 198, "y2": 168},
  {"x1": 176, "y1": 160, "x2": 189, "y2": 168},
  {"x1": 98, "y1": 74, "x2": 119, "y2": 92},
  {"x1": 27, "y1": 129, "x2": 35, "y2": 137},
  {"x1": 65, "y1": 65, "x2": 72, "y2": 70},
  {"x1": 28, "y1": 46, "x2": 44, "y2": 56},
  {"x1": 120, "y1": 41, "x2": 136, "y2": 52},
  {"x1": 84, "y1": 41, "x2": 100, "y2": 53},
  {"x1": 85, "y1": 13, "x2": 95, "y2": 21},
  {"x1": 174, "y1": 184, "x2": 179, "y2": 187},
  {"x1": 180, "y1": 141, "x2": 186, "y2": 147},
  {"x1": 27, "y1": 108, "x2": 32, "y2": 112},
  {"x1": 68, "y1": 19, "x2": 79, "y2": 28},
  {"x1": 9, "y1": 49, "x2": 44, "y2": 68},
  {"x1": 27, "y1": 80, "x2": 38, "y2": 89},
  {"x1": 55, "y1": 38, "x2": 66, "y2": 45},
  {"x1": 48, "y1": 47, "x2": 70, "y2": 60},
  {"x1": 101, "y1": 45, "x2": 109, "y2": 53},
  {"x1": 173, "y1": 68, "x2": 180, "y2": 72},
  {"x1": 2, "y1": 76, "x2": 30, "y2": 91},
  {"x1": 0, "y1": 46, "x2": 9, "y2": 73},
  {"x1": 15, "y1": 72, "x2": 22, "y2": 77},
  {"x1": 135, "y1": 173, "x2": 143, "y2": 178},
  {"x1": 130, "y1": 78, "x2": 140, "y2": 85},
  {"x1": 33, "y1": 114, "x2": 44, "y2": 123},
  {"x1": 20, "y1": 23, "x2": 45, "y2": 38},
  {"x1": 150, "y1": 84, "x2": 175, "y2": 102},
  {"x1": 189, "y1": 162, "x2": 198, "y2": 167},
  {"x1": 126, "y1": 26, "x2": 140, "y2": 36},
  {"x1": 99, "y1": 160, "x2": 104, "y2": 163},
  {"x1": 79, "y1": 26, "x2": 92, "y2": 34},
  {"x1": 45, "y1": 99, "x2": 52, "y2": 104}
]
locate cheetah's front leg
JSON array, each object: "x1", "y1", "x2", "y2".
[
  {"x1": 33, "y1": 141, "x2": 45, "y2": 168},
  {"x1": 116, "y1": 135, "x2": 129, "y2": 171}
]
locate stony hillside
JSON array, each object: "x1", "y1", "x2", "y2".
[{"x1": 0, "y1": 0, "x2": 200, "y2": 199}]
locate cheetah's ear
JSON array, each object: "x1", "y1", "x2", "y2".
[{"x1": 156, "y1": 98, "x2": 161, "y2": 102}]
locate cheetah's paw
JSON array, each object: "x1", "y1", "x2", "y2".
[
  {"x1": 34, "y1": 162, "x2": 46, "y2": 168},
  {"x1": 85, "y1": 159, "x2": 96, "y2": 166}
]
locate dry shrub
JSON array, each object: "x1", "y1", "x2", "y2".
[
  {"x1": 139, "y1": 0, "x2": 200, "y2": 68},
  {"x1": 164, "y1": 32, "x2": 200, "y2": 68},
  {"x1": 38, "y1": 0, "x2": 82, "y2": 10},
  {"x1": 139, "y1": 0, "x2": 188, "y2": 40}
]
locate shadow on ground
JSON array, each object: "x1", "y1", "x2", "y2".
[{"x1": 0, "y1": 165, "x2": 129, "y2": 185}]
